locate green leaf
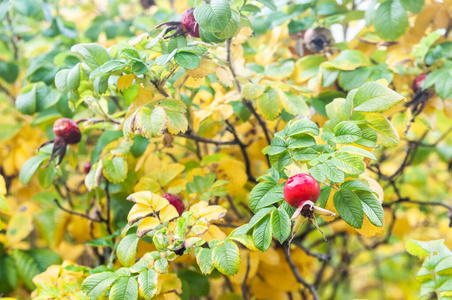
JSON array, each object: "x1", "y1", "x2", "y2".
[
  {"x1": 247, "y1": 206, "x2": 276, "y2": 231},
  {"x1": 137, "y1": 269, "x2": 158, "y2": 300},
  {"x1": 355, "y1": 190, "x2": 383, "y2": 227},
  {"x1": 353, "y1": 81, "x2": 405, "y2": 113},
  {"x1": 12, "y1": 250, "x2": 40, "y2": 290},
  {"x1": 16, "y1": 85, "x2": 37, "y2": 115},
  {"x1": 117, "y1": 234, "x2": 139, "y2": 267},
  {"x1": 325, "y1": 98, "x2": 352, "y2": 128},
  {"x1": 0, "y1": 61, "x2": 19, "y2": 83},
  {"x1": 332, "y1": 121, "x2": 362, "y2": 144},
  {"x1": 286, "y1": 119, "x2": 320, "y2": 136},
  {"x1": 339, "y1": 67, "x2": 372, "y2": 91},
  {"x1": 0, "y1": 255, "x2": 17, "y2": 293},
  {"x1": 406, "y1": 239, "x2": 445, "y2": 259},
  {"x1": 253, "y1": 214, "x2": 272, "y2": 252},
  {"x1": 424, "y1": 69, "x2": 452, "y2": 100},
  {"x1": 310, "y1": 164, "x2": 327, "y2": 182},
  {"x1": 255, "y1": 185, "x2": 285, "y2": 210},
  {"x1": 103, "y1": 156, "x2": 128, "y2": 184},
  {"x1": 175, "y1": 52, "x2": 200, "y2": 70},
  {"x1": 71, "y1": 43, "x2": 111, "y2": 70},
  {"x1": 19, "y1": 154, "x2": 49, "y2": 184},
  {"x1": 242, "y1": 83, "x2": 265, "y2": 100},
  {"x1": 280, "y1": 94, "x2": 310, "y2": 117},
  {"x1": 82, "y1": 272, "x2": 119, "y2": 300},
  {"x1": 166, "y1": 111, "x2": 188, "y2": 135},
  {"x1": 154, "y1": 258, "x2": 168, "y2": 274},
  {"x1": 109, "y1": 276, "x2": 138, "y2": 300},
  {"x1": 194, "y1": 0, "x2": 232, "y2": 33},
  {"x1": 399, "y1": 0, "x2": 424, "y2": 13},
  {"x1": 135, "y1": 107, "x2": 167, "y2": 138},
  {"x1": 291, "y1": 148, "x2": 319, "y2": 162},
  {"x1": 374, "y1": 0, "x2": 409, "y2": 41},
  {"x1": 14, "y1": 0, "x2": 42, "y2": 16},
  {"x1": 333, "y1": 189, "x2": 363, "y2": 229},
  {"x1": 271, "y1": 209, "x2": 291, "y2": 243},
  {"x1": 322, "y1": 161, "x2": 345, "y2": 183},
  {"x1": 195, "y1": 248, "x2": 214, "y2": 275},
  {"x1": 338, "y1": 145, "x2": 376, "y2": 160},
  {"x1": 257, "y1": 88, "x2": 281, "y2": 121},
  {"x1": 212, "y1": 241, "x2": 240, "y2": 275},
  {"x1": 248, "y1": 181, "x2": 275, "y2": 212},
  {"x1": 331, "y1": 153, "x2": 365, "y2": 175},
  {"x1": 354, "y1": 112, "x2": 399, "y2": 148},
  {"x1": 267, "y1": 136, "x2": 287, "y2": 155},
  {"x1": 325, "y1": 50, "x2": 371, "y2": 70},
  {"x1": 90, "y1": 60, "x2": 126, "y2": 80},
  {"x1": 287, "y1": 134, "x2": 316, "y2": 149},
  {"x1": 38, "y1": 161, "x2": 57, "y2": 188},
  {"x1": 256, "y1": 0, "x2": 276, "y2": 11}
]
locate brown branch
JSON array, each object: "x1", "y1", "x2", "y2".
[
  {"x1": 104, "y1": 181, "x2": 113, "y2": 235},
  {"x1": 292, "y1": 240, "x2": 330, "y2": 261},
  {"x1": 241, "y1": 253, "x2": 251, "y2": 300},
  {"x1": 150, "y1": 79, "x2": 169, "y2": 97},
  {"x1": 283, "y1": 242, "x2": 320, "y2": 300},
  {"x1": 177, "y1": 130, "x2": 237, "y2": 145},
  {"x1": 54, "y1": 199, "x2": 102, "y2": 222},
  {"x1": 242, "y1": 99, "x2": 272, "y2": 147},
  {"x1": 77, "y1": 118, "x2": 121, "y2": 125},
  {"x1": 384, "y1": 198, "x2": 452, "y2": 210},
  {"x1": 225, "y1": 38, "x2": 241, "y2": 93},
  {"x1": 225, "y1": 120, "x2": 256, "y2": 183},
  {"x1": 226, "y1": 195, "x2": 244, "y2": 219}
]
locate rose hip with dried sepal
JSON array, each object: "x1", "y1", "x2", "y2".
[
  {"x1": 38, "y1": 118, "x2": 82, "y2": 167},
  {"x1": 156, "y1": 8, "x2": 200, "y2": 39},
  {"x1": 284, "y1": 173, "x2": 336, "y2": 241}
]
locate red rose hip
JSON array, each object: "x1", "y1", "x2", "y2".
[
  {"x1": 284, "y1": 173, "x2": 320, "y2": 209},
  {"x1": 413, "y1": 74, "x2": 427, "y2": 93},
  {"x1": 162, "y1": 193, "x2": 185, "y2": 215},
  {"x1": 53, "y1": 118, "x2": 81, "y2": 144},
  {"x1": 181, "y1": 8, "x2": 200, "y2": 38}
]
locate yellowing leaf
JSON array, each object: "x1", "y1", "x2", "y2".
[
  {"x1": 158, "y1": 273, "x2": 182, "y2": 294},
  {"x1": 157, "y1": 163, "x2": 185, "y2": 186},
  {"x1": 117, "y1": 74, "x2": 135, "y2": 91},
  {"x1": 0, "y1": 175, "x2": 6, "y2": 195},
  {"x1": 127, "y1": 191, "x2": 170, "y2": 211},
  {"x1": 444, "y1": 98, "x2": 452, "y2": 119},
  {"x1": 159, "y1": 205, "x2": 179, "y2": 221},
  {"x1": 189, "y1": 201, "x2": 227, "y2": 222},
  {"x1": 215, "y1": 159, "x2": 247, "y2": 195},
  {"x1": 186, "y1": 59, "x2": 216, "y2": 78},
  {"x1": 215, "y1": 67, "x2": 234, "y2": 87},
  {"x1": 356, "y1": 215, "x2": 385, "y2": 237},
  {"x1": 137, "y1": 217, "x2": 161, "y2": 237}
]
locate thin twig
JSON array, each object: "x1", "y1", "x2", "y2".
[
  {"x1": 54, "y1": 199, "x2": 102, "y2": 222},
  {"x1": 283, "y1": 242, "x2": 320, "y2": 300},
  {"x1": 104, "y1": 181, "x2": 113, "y2": 235},
  {"x1": 225, "y1": 120, "x2": 256, "y2": 183},
  {"x1": 177, "y1": 130, "x2": 237, "y2": 145},
  {"x1": 241, "y1": 253, "x2": 251, "y2": 300}
]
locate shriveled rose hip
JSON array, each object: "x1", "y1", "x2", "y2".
[
  {"x1": 162, "y1": 193, "x2": 185, "y2": 215},
  {"x1": 53, "y1": 118, "x2": 82, "y2": 145}
]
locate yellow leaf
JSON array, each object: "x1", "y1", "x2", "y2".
[
  {"x1": 355, "y1": 215, "x2": 385, "y2": 237},
  {"x1": 215, "y1": 67, "x2": 234, "y2": 87},
  {"x1": 6, "y1": 202, "x2": 37, "y2": 246},
  {"x1": 127, "y1": 191, "x2": 170, "y2": 211},
  {"x1": 128, "y1": 203, "x2": 153, "y2": 225},
  {"x1": 137, "y1": 217, "x2": 161, "y2": 237},
  {"x1": 201, "y1": 225, "x2": 227, "y2": 242},
  {"x1": 117, "y1": 74, "x2": 135, "y2": 91},
  {"x1": 0, "y1": 175, "x2": 6, "y2": 195},
  {"x1": 215, "y1": 159, "x2": 247, "y2": 195},
  {"x1": 157, "y1": 163, "x2": 185, "y2": 186},
  {"x1": 191, "y1": 219, "x2": 209, "y2": 235},
  {"x1": 159, "y1": 205, "x2": 179, "y2": 221},
  {"x1": 187, "y1": 59, "x2": 216, "y2": 78},
  {"x1": 444, "y1": 98, "x2": 452, "y2": 119},
  {"x1": 230, "y1": 251, "x2": 260, "y2": 284},
  {"x1": 184, "y1": 76, "x2": 205, "y2": 88},
  {"x1": 158, "y1": 273, "x2": 183, "y2": 294},
  {"x1": 189, "y1": 201, "x2": 227, "y2": 221}
]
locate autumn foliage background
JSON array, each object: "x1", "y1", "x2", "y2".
[{"x1": 1, "y1": 0, "x2": 452, "y2": 299}]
